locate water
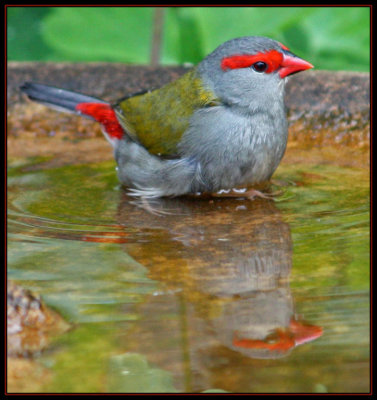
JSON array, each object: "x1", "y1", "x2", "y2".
[{"x1": 7, "y1": 150, "x2": 370, "y2": 393}]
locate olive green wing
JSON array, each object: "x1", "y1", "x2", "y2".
[{"x1": 114, "y1": 69, "x2": 220, "y2": 156}]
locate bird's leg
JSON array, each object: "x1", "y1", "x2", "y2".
[
  {"x1": 240, "y1": 189, "x2": 277, "y2": 200},
  {"x1": 128, "y1": 196, "x2": 173, "y2": 216},
  {"x1": 210, "y1": 187, "x2": 282, "y2": 200}
]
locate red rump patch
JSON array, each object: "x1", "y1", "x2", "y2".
[
  {"x1": 76, "y1": 103, "x2": 123, "y2": 140},
  {"x1": 221, "y1": 50, "x2": 283, "y2": 73}
]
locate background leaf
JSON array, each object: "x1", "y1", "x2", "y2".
[
  {"x1": 7, "y1": 6, "x2": 370, "y2": 71},
  {"x1": 7, "y1": 7, "x2": 57, "y2": 60},
  {"x1": 42, "y1": 7, "x2": 154, "y2": 63}
]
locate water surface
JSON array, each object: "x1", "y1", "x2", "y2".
[{"x1": 7, "y1": 149, "x2": 370, "y2": 393}]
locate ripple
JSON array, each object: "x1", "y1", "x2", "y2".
[{"x1": 8, "y1": 206, "x2": 145, "y2": 244}]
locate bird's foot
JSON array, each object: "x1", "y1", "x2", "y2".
[
  {"x1": 128, "y1": 196, "x2": 174, "y2": 216},
  {"x1": 211, "y1": 188, "x2": 283, "y2": 200},
  {"x1": 242, "y1": 188, "x2": 283, "y2": 200}
]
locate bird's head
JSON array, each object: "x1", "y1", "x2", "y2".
[{"x1": 197, "y1": 36, "x2": 313, "y2": 110}]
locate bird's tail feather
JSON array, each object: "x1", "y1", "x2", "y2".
[
  {"x1": 20, "y1": 82, "x2": 124, "y2": 142},
  {"x1": 20, "y1": 82, "x2": 106, "y2": 116}
]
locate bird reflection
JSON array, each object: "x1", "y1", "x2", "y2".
[{"x1": 117, "y1": 193, "x2": 322, "y2": 362}]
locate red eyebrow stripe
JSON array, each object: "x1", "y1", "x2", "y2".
[
  {"x1": 221, "y1": 50, "x2": 283, "y2": 73},
  {"x1": 279, "y1": 42, "x2": 290, "y2": 51}
]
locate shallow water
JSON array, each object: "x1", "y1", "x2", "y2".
[{"x1": 7, "y1": 151, "x2": 370, "y2": 393}]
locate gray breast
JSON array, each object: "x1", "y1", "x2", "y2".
[{"x1": 180, "y1": 105, "x2": 288, "y2": 191}]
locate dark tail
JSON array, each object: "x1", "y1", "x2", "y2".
[
  {"x1": 20, "y1": 82, "x2": 106, "y2": 116},
  {"x1": 20, "y1": 82, "x2": 124, "y2": 142}
]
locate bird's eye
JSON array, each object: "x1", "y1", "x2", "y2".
[{"x1": 252, "y1": 61, "x2": 268, "y2": 73}]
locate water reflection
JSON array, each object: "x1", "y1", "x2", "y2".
[
  {"x1": 8, "y1": 156, "x2": 369, "y2": 392},
  {"x1": 116, "y1": 194, "x2": 323, "y2": 363}
]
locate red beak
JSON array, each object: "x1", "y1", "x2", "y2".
[{"x1": 279, "y1": 50, "x2": 313, "y2": 79}]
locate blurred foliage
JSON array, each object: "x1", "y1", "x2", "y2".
[{"x1": 7, "y1": 6, "x2": 370, "y2": 70}]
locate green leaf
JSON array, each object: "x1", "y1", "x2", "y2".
[
  {"x1": 7, "y1": 6, "x2": 370, "y2": 71},
  {"x1": 42, "y1": 7, "x2": 154, "y2": 63},
  {"x1": 300, "y1": 7, "x2": 370, "y2": 71},
  {"x1": 162, "y1": 7, "x2": 204, "y2": 64},
  {"x1": 183, "y1": 7, "x2": 315, "y2": 54},
  {"x1": 7, "y1": 7, "x2": 57, "y2": 60}
]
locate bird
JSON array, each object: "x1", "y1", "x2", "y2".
[{"x1": 20, "y1": 36, "x2": 313, "y2": 199}]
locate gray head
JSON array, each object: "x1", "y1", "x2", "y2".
[{"x1": 197, "y1": 36, "x2": 313, "y2": 110}]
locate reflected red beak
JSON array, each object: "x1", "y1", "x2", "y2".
[{"x1": 279, "y1": 51, "x2": 313, "y2": 78}]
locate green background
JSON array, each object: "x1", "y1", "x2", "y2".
[{"x1": 7, "y1": 6, "x2": 370, "y2": 71}]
